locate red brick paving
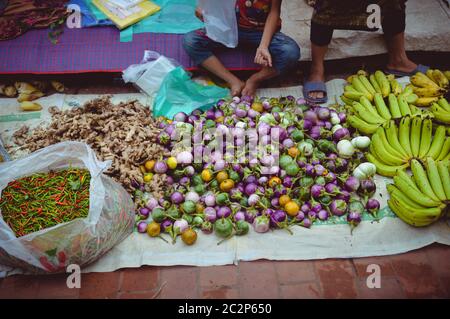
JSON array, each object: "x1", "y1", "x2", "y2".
[{"x1": 0, "y1": 243, "x2": 449, "y2": 299}]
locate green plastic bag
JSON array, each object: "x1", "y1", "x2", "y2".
[{"x1": 153, "y1": 67, "x2": 229, "y2": 119}]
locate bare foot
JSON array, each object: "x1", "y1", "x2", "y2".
[
  {"x1": 386, "y1": 58, "x2": 417, "y2": 73},
  {"x1": 306, "y1": 64, "x2": 325, "y2": 100},
  {"x1": 241, "y1": 79, "x2": 260, "y2": 97},
  {"x1": 229, "y1": 79, "x2": 245, "y2": 97}
]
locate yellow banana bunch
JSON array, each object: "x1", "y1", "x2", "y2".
[
  {"x1": 14, "y1": 81, "x2": 44, "y2": 102},
  {"x1": 343, "y1": 70, "x2": 384, "y2": 102},
  {"x1": 430, "y1": 98, "x2": 450, "y2": 124},
  {"x1": 387, "y1": 159, "x2": 449, "y2": 227},
  {"x1": 409, "y1": 69, "x2": 449, "y2": 106},
  {"x1": 367, "y1": 116, "x2": 449, "y2": 176}
]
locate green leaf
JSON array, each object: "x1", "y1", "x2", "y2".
[{"x1": 46, "y1": 248, "x2": 57, "y2": 257}]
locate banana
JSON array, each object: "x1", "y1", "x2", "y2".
[
  {"x1": 436, "y1": 137, "x2": 450, "y2": 161},
  {"x1": 366, "y1": 153, "x2": 408, "y2": 177},
  {"x1": 425, "y1": 157, "x2": 447, "y2": 202},
  {"x1": 426, "y1": 125, "x2": 446, "y2": 159},
  {"x1": 411, "y1": 72, "x2": 440, "y2": 89},
  {"x1": 347, "y1": 115, "x2": 380, "y2": 135},
  {"x1": 388, "y1": 198, "x2": 441, "y2": 227},
  {"x1": 375, "y1": 71, "x2": 390, "y2": 97},
  {"x1": 346, "y1": 75, "x2": 357, "y2": 84},
  {"x1": 397, "y1": 95, "x2": 412, "y2": 116},
  {"x1": 357, "y1": 70, "x2": 368, "y2": 77},
  {"x1": 352, "y1": 102, "x2": 385, "y2": 124},
  {"x1": 387, "y1": 184, "x2": 425, "y2": 209},
  {"x1": 359, "y1": 75, "x2": 377, "y2": 95},
  {"x1": 426, "y1": 69, "x2": 436, "y2": 82},
  {"x1": 359, "y1": 96, "x2": 386, "y2": 122},
  {"x1": 431, "y1": 104, "x2": 450, "y2": 124},
  {"x1": 370, "y1": 136, "x2": 404, "y2": 166},
  {"x1": 388, "y1": 93, "x2": 402, "y2": 118},
  {"x1": 418, "y1": 118, "x2": 432, "y2": 158},
  {"x1": 352, "y1": 77, "x2": 373, "y2": 101},
  {"x1": 369, "y1": 74, "x2": 382, "y2": 94},
  {"x1": 345, "y1": 85, "x2": 359, "y2": 92},
  {"x1": 405, "y1": 93, "x2": 419, "y2": 104},
  {"x1": 392, "y1": 175, "x2": 441, "y2": 207},
  {"x1": 445, "y1": 71, "x2": 450, "y2": 81},
  {"x1": 399, "y1": 117, "x2": 413, "y2": 157},
  {"x1": 385, "y1": 120, "x2": 409, "y2": 159},
  {"x1": 397, "y1": 169, "x2": 421, "y2": 192},
  {"x1": 410, "y1": 159, "x2": 440, "y2": 202},
  {"x1": 376, "y1": 127, "x2": 407, "y2": 161},
  {"x1": 413, "y1": 86, "x2": 445, "y2": 97},
  {"x1": 373, "y1": 93, "x2": 391, "y2": 120},
  {"x1": 402, "y1": 85, "x2": 414, "y2": 97},
  {"x1": 343, "y1": 91, "x2": 365, "y2": 101},
  {"x1": 340, "y1": 95, "x2": 354, "y2": 105},
  {"x1": 390, "y1": 79, "x2": 403, "y2": 96},
  {"x1": 409, "y1": 104, "x2": 422, "y2": 116},
  {"x1": 410, "y1": 117, "x2": 422, "y2": 158},
  {"x1": 432, "y1": 69, "x2": 449, "y2": 88},
  {"x1": 438, "y1": 98, "x2": 450, "y2": 112},
  {"x1": 19, "y1": 101, "x2": 42, "y2": 112},
  {"x1": 415, "y1": 97, "x2": 439, "y2": 107},
  {"x1": 437, "y1": 161, "x2": 450, "y2": 200}
]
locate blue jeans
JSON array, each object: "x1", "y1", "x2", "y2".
[{"x1": 183, "y1": 28, "x2": 301, "y2": 74}]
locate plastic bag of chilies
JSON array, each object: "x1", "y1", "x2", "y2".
[{"x1": 0, "y1": 141, "x2": 135, "y2": 274}]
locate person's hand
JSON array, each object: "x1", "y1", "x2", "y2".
[
  {"x1": 195, "y1": 7, "x2": 204, "y2": 22},
  {"x1": 254, "y1": 47, "x2": 272, "y2": 67}
]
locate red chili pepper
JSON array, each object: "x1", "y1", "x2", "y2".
[{"x1": 39, "y1": 256, "x2": 56, "y2": 272}]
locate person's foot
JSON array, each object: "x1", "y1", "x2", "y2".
[
  {"x1": 386, "y1": 58, "x2": 417, "y2": 74},
  {"x1": 229, "y1": 79, "x2": 245, "y2": 97},
  {"x1": 307, "y1": 65, "x2": 325, "y2": 100},
  {"x1": 241, "y1": 78, "x2": 260, "y2": 97}
]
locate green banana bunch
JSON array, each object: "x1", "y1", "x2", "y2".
[
  {"x1": 430, "y1": 98, "x2": 450, "y2": 124},
  {"x1": 366, "y1": 116, "x2": 450, "y2": 176},
  {"x1": 387, "y1": 159, "x2": 449, "y2": 227},
  {"x1": 346, "y1": 92, "x2": 427, "y2": 135}
]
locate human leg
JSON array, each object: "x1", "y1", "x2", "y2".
[
  {"x1": 183, "y1": 29, "x2": 244, "y2": 96},
  {"x1": 304, "y1": 21, "x2": 333, "y2": 102},
  {"x1": 240, "y1": 31, "x2": 300, "y2": 97}
]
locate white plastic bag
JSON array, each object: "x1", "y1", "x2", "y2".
[
  {"x1": 122, "y1": 50, "x2": 179, "y2": 97},
  {"x1": 199, "y1": 0, "x2": 238, "y2": 48},
  {"x1": 0, "y1": 141, "x2": 135, "y2": 274}
]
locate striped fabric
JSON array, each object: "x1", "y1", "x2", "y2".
[{"x1": 0, "y1": 26, "x2": 258, "y2": 74}]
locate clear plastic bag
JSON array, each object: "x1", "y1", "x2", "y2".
[
  {"x1": 122, "y1": 50, "x2": 179, "y2": 97},
  {"x1": 199, "y1": 0, "x2": 238, "y2": 48},
  {"x1": 0, "y1": 141, "x2": 135, "y2": 274}
]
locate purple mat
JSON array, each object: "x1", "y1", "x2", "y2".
[{"x1": 0, "y1": 27, "x2": 258, "y2": 74}]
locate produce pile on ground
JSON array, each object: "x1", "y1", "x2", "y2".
[
  {"x1": 0, "y1": 168, "x2": 90, "y2": 237},
  {"x1": 10, "y1": 97, "x2": 169, "y2": 195},
  {"x1": 134, "y1": 96, "x2": 382, "y2": 245}
]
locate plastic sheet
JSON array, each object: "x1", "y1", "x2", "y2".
[
  {"x1": 152, "y1": 66, "x2": 229, "y2": 119},
  {"x1": 0, "y1": 142, "x2": 135, "y2": 274}
]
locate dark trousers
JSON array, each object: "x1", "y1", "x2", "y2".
[{"x1": 310, "y1": 8, "x2": 406, "y2": 46}]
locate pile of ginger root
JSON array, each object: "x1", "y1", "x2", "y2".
[{"x1": 11, "y1": 96, "x2": 170, "y2": 197}]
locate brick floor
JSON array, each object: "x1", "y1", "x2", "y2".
[{"x1": 0, "y1": 244, "x2": 449, "y2": 299}]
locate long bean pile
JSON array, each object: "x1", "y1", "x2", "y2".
[{"x1": 0, "y1": 168, "x2": 90, "y2": 237}]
